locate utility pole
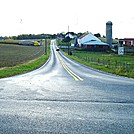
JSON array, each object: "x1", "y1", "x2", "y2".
[
  {"x1": 45, "y1": 39, "x2": 47, "y2": 55},
  {"x1": 68, "y1": 25, "x2": 70, "y2": 55}
]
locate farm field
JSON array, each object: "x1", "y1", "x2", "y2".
[
  {"x1": 0, "y1": 43, "x2": 44, "y2": 68},
  {"x1": 0, "y1": 40, "x2": 50, "y2": 78}
]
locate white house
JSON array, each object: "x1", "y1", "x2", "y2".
[{"x1": 65, "y1": 33, "x2": 75, "y2": 39}]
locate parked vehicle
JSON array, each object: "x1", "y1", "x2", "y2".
[{"x1": 18, "y1": 40, "x2": 40, "y2": 46}]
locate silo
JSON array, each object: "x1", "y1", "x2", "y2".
[{"x1": 106, "y1": 21, "x2": 113, "y2": 47}]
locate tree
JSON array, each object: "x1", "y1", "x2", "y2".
[
  {"x1": 62, "y1": 36, "x2": 71, "y2": 43},
  {"x1": 94, "y1": 33, "x2": 101, "y2": 37}
]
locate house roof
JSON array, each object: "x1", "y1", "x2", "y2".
[
  {"x1": 78, "y1": 32, "x2": 89, "y2": 39},
  {"x1": 65, "y1": 33, "x2": 75, "y2": 39},
  {"x1": 119, "y1": 38, "x2": 134, "y2": 41},
  {"x1": 80, "y1": 32, "x2": 108, "y2": 45},
  {"x1": 83, "y1": 40, "x2": 108, "y2": 45}
]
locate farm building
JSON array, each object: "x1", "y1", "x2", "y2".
[
  {"x1": 77, "y1": 32, "x2": 109, "y2": 51},
  {"x1": 119, "y1": 38, "x2": 134, "y2": 47}
]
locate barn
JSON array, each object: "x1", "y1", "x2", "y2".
[{"x1": 78, "y1": 32, "x2": 109, "y2": 51}]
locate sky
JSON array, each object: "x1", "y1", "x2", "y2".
[{"x1": 0, "y1": 0, "x2": 134, "y2": 38}]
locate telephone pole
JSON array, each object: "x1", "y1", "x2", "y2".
[
  {"x1": 68, "y1": 25, "x2": 70, "y2": 55},
  {"x1": 45, "y1": 39, "x2": 47, "y2": 55}
]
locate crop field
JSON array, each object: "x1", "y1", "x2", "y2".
[{"x1": 0, "y1": 43, "x2": 45, "y2": 68}]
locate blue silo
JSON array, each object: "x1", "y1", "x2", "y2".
[{"x1": 106, "y1": 21, "x2": 113, "y2": 47}]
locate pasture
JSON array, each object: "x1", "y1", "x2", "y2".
[{"x1": 63, "y1": 50, "x2": 134, "y2": 78}]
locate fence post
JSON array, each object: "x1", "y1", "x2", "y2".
[
  {"x1": 108, "y1": 60, "x2": 110, "y2": 66},
  {"x1": 115, "y1": 61, "x2": 117, "y2": 68},
  {"x1": 126, "y1": 62, "x2": 128, "y2": 70},
  {"x1": 102, "y1": 59, "x2": 104, "y2": 65},
  {"x1": 98, "y1": 58, "x2": 100, "y2": 64},
  {"x1": 87, "y1": 57, "x2": 89, "y2": 62}
]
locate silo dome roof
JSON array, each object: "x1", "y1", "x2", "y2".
[{"x1": 106, "y1": 21, "x2": 113, "y2": 25}]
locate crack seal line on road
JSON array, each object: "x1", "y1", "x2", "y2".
[{"x1": 56, "y1": 51, "x2": 83, "y2": 81}]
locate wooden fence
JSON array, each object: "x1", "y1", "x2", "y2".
[{"x1": 74, "y1": 55, "x2": 134, "y2": 71}]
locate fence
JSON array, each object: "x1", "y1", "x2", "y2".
[{"x1": 73, "y1": 54, "x2": 134, "y2": 72}]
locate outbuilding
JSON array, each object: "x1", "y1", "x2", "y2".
[{"x1": 119, "y1": 38, "x2": 134, "y2": 47}]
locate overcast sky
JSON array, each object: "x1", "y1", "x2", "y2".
[{"x1": 0, "y1": 0, "x2": 134, "y2": 38}]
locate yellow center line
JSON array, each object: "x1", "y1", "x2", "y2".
[
  {"x1": 62, "y1": 62, "x2": 79, "y2": 81},
  {"x1": 61, "y1": 60, "x2": 83, "y2": 81},
  {"x1": 56, "y1": 51, "x2": 83, "y2": 81}
]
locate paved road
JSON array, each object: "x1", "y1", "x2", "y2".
[{"x1": 0, "y1": 40, "x2": 134, "y2": 134}]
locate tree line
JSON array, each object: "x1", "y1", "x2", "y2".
[
  {"x1": 1, "y1": 34, "x2": 57, "y2": 40},
  {"x1": 1, "y1": 32, "x2": 102, "y2": 40}
]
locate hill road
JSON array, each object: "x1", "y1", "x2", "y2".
[{"x1": 0, "y1": 40, "x2": 134, "y2": 134}]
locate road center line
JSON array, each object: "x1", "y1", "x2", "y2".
[{"x1": 56, "y1": 52, "x2": 83, "y2": 81}]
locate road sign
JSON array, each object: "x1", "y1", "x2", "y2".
[{"x1": 118, "y1": 47, "x2": 124, "y2": 55}]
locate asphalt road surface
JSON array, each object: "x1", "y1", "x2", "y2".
[{"x1": 0, "y1": 40, "x2": 134, "y2": 134}]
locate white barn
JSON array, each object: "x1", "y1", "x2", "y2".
[{"x1": 78, "y1": 32, "x2": 108, "y2": 51}]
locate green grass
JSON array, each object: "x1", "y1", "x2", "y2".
[
  {"x1": 62, "y1": 50, "x2": 134, "y2": 78},
  {"x1": 73, "y1": 51, "x2": 134, "y2": 64},
  {"x1": 0, "y1": 54, "x2": 49, "y2": 78},
  {"x1": 0, "y1": 40, "x2": 50, "y2": 78}
]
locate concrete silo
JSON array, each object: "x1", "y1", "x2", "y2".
[{"x1": 106, "y1": 21, "x2": 113, "y2": 47}]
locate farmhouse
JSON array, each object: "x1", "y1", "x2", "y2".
[{"x1": 77, "y1": 32, "x2": 109, "y2": 51}]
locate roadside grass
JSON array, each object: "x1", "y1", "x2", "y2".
[
  {"x1": 0, "y1": 54, "x2": 49, "y2": 78},
  {"x1": 0, "y1": 41, "x2": 50, "y2": 78},
  {"x1": 62, "y1": 50, "x2": 134, "y2": 78}
]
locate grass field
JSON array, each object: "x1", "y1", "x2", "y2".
[
  {"x1": 73, "y1": 51, "x2": 134, "y2": 64},
  {"x1": 0, "y1": 43, "x2": 44, "y2": 68},
  {"x1": 62, "y1": 49, "x2": 134, "y2": 78}
]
